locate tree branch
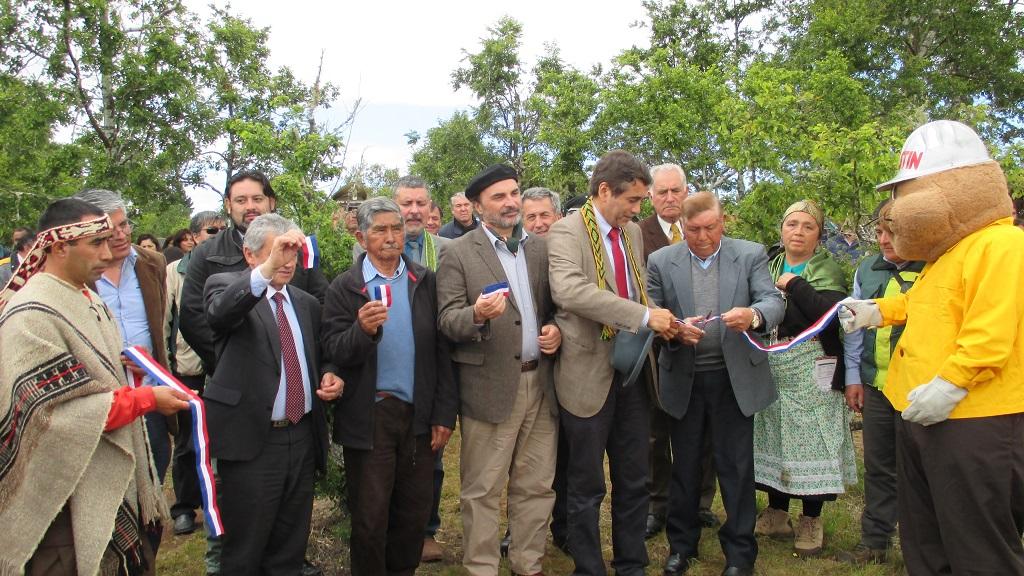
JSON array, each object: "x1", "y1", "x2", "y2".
[{"x1": 62, "y1": 0, "x2": 112, "y2": 150}]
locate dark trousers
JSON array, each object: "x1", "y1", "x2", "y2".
[
  {"x1": 143, "y1": 409, "x2": 170, "y2": 556},
  {"x1": 550, "y1": 419, "x2": 570, "y2": 544},
  {"x1": 666, "y1": 369, "x2": 757, "y2": 569},
  {"x1": 171, "y1": 372, "x2": 206, "y2": 520},
  {"x1": 344, "y1": 398, "x2": 433, "y2": 576},
  {"x1": 218, "y1": 417, "x2": 316, "y2": 576},
  {"x1": 648, "y1": 405, "x2": 717, "y2": 519},
  {"x1": 425, "y1": 447, "x2": 444, "y2": 537},
  {"x1": 560, "y1": 377, "x2": 650, "y2": 576},
  {"x1": 860, "y1": 384, "x2": 898, "y2": 548},
  {"x1": 897, "y1": 413, "x2": 1024, "y2": 576}
]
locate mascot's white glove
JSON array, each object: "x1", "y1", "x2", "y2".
[
  {"x1": 837, "y1": 297, "x2": 882, "y2": 333},
  {"x1": 902, "y1": 376, "x2": 968, "y2": 426}
]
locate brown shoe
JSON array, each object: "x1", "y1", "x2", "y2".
[
  {"x1": 794, "y1": 515, "x2": 823, "y2": 557},
  {"x1": 836, "y1": 542, "x2": 888, "y2": 564},
  {"x1": 421, "y1": 536, "x2": 444, "y2": 563},
  {"x1": 754, "y1": 507, "x2": 793, "y2": 539}
]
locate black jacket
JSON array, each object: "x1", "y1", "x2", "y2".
[
  {"x1": 202, "y1": 270, "x2": 333, "y2": 472},
  {"x1": 179, "y1": 227, "x2": 329, "y2": 372},
  {"x1": 321, "y1": 254, "x2": 457, "y2": 450}
]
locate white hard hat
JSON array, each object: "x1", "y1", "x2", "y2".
[{"x1": 876, "y1": 120, "x2": 991, "y2": 191}]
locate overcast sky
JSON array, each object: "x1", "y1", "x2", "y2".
[{"x1": 183, "y1": 0, "x2": 651, "y2": 211}]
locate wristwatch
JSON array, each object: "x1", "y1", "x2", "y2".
[{"x1": 749, "y1": 308, "x2": 763, "y2": 330}]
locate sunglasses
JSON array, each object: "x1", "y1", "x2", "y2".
[{"x1": 204, "y1": 226, "x2": 226, "y2": 234}]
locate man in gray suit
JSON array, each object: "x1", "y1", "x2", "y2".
[
  {"x1": 548, "y1": 150, "x2": 677, "y2": 576},
  {"x1": 647, "y1": 192, "x2": 784, "y2": 576},
  {"x1": 438, "y1": 164, "x2": 561, "y2": 576}
]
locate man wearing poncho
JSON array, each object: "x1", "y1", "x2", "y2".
[{"x1": 0, "y1": 199, "x2": 187, "y2": 576}]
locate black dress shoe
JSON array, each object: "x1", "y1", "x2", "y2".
[
  {"x1": 663, "y1": 553, "x2": 690, "y2": 575},
  {"x1": 500, "y1": 528, "x2": 511, "y2": 558},
  {"x1": 698, "y1": 507, "x2": 721, "y2": 528},
  {"x1": 301, "y1": 559, "x2": 322, "y2": 576},
  {"x1": 173, "y1": 514, "x2": 196, "y2": 535},
  {"x1": 720, "y1": 566, "x2": 754, "y2": 576},
  {"x1": 645, "y1": 513, "x2": 666, "y2": 540}
]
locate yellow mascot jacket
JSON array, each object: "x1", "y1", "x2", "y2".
[{"x1": 876, "y1": 217, "x2": 1024, "y2": 418}]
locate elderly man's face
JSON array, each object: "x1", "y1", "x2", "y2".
[
  {"x1": 107, "y1": 208, "x2": 133, "y2": 262},
  {"x1": 358, "y1": 211, "x2": 404, "y2": 264},
  {"x1": 650, "y1": 169, "x2": 687, "y2": 223},
  {"x1": 452, "y1": 196, "x2": 474, "y2": 226},
  {"x1": 243, "y1": 232, "x2": 296, "y2": 288},
  {"x1": 395, "y1": 186, "x2": 430, "y2": 238},
  {"x1": 522, "y1": 197, "x2": 560, "y2": 236},
  {"x1": 683, "y1": 208, "x2": 724, "y2": 259}
]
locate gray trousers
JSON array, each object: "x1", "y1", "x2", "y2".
[{"x1": 859, "y1": 384, "x2": 898, "y2": 548}]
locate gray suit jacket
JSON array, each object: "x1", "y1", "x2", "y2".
[
  {"x1": 548, "y1": 212, "x2": 649, "y2": 418},
  {"x1": 646, "y1": 236, "x2": 784, "y2": 418},
  {"x1": 437, "y1": 227, "x2": 556, "y2": 423}
]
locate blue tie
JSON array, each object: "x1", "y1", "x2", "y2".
[{"x1": 404, "y1": 239, "x2": 420, "y2": 261}]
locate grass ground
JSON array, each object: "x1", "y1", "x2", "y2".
[{"x1": 157, "y1": 422, "x2": 905, "y2": 575}]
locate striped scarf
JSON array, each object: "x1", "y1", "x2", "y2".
[{"x1": 580, "y1": 198, "x2": 647, "y2": 340}]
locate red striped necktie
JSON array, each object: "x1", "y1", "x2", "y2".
[{"x1": 271, "y1": 292, "x2": 304, "y2": 423}]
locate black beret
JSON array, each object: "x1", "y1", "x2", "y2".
[{"x1": 465, "y1": 164, "x2": 518, "y2": 201}]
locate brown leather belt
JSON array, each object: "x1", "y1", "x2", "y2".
[{"x1": 521, "y1": 360, "x2": 538, "y2": 372}]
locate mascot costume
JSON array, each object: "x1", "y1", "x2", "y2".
[{"x1": 840, "y1": 120, "x2": 1024, "y2": 575}]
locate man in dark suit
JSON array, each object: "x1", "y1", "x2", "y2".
[
  {"x1": 203, "y1": 214, "x2": 342, "y2": 576},
  {"x1": 322, "y1": 197, "x2": 457, "y2": 575},
  {"x1": 647, "y1": 192, "x2": 784, "y2": 576},
  {"x1": 637, "y1": 163, "x2": 689, "y2": 539},
  {"x1": 437, "y1": 165, "x2": 561, "y2": 575}
]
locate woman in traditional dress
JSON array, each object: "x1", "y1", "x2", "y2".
[{"x1": 752, "y1": 199, "x2": 857, "y2": 557}]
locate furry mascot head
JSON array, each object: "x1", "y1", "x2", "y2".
[{"x1": 878, "y1": 120, "x2": 1013, "y2": 262}]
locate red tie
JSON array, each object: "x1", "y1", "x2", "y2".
[
  {"x1": 607, "y1": 227, "x2": 630, "y2": 299},
  {"x1": 272, "y1": 292, "x2": 305, "y2": 424}
]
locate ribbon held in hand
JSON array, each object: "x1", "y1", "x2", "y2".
[
  {"x1": 373, "y1": 284, "x2": 393, "y2": 307},
  {"x1": 742, "y1": 301, "x2": 843, "y2": 353},
  {"x1": 123, "y1": 346, "x2": 225, "y2": 537}
]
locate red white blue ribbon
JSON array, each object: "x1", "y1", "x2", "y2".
[
  {"x1": 123, "y1": 346, "x2": 225, "y2": 536},
  {"x1": 373, "y1": 284, "x2": 393, "y2": 307},
  {"x1": 742, "y1": 301, "x2": 843, "y2": 353},
  {"x1": 301, "y1": 235, "x2": 320, "y2": 269}
]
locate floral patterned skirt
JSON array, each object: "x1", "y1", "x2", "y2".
[{"x1": 753, "y1": 338, "x2": 858, "y2": 496}]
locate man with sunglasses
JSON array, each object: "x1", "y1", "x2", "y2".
[{"x1": 164, "y1": 210, "x2": 225, "y2": 536}]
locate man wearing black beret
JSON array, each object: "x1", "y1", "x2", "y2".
[{"x1": 438, "y1": 163, "x2": 562, "y2": 576}]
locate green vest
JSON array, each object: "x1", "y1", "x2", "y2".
[{"x1": 856, "y1": 255, "x2": 924, "y2": 389}]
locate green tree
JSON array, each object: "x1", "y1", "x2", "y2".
[
  {"x1": 0, "y1": 74, "x2": 84, "y2": 233},
  {"x1": 5, "y1": 0, "x2": 213, "y2": 209},
  {"x1": 452, "y1": 16, "x2": 541, "y2": 178}
]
